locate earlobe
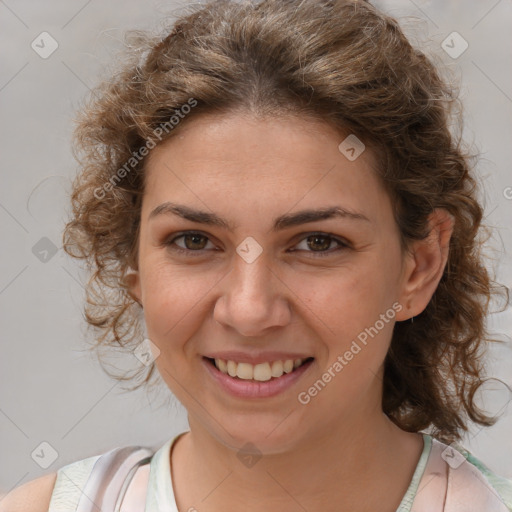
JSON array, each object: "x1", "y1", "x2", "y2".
[
  {"x1": 396, "y1": 209, "x2": 454, "y2": 321},
  {"x1": 124, "y1": 268, "x2": 142, "y2": 306}
]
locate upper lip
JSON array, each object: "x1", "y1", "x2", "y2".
[{"x1": 203, "y1": 351, "x2": 314, "y2": 365}]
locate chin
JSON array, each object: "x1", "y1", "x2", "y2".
[{"x1": 206, "y1": 416, "x2": 306, "y2": 457}]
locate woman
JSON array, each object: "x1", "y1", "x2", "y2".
[{"x1": 3, "y1": 0, "x2": 511, "y2": 510}]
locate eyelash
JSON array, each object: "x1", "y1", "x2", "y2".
[{"x1": 164, "y1": 231, "x2": 350, "y2": 258}]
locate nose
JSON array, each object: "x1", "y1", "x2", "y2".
[{"x1": 213, "y1": 253, "x2": 292, "y2": 337}]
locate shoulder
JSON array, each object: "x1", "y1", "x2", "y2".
[
  {"x1": 0, "y1": 442, "x2": 160, "y2": 512},
  {"x1": 450, "y1": 440, "x2": 512, "y2": 511},
  {"x1": 1, "y1": 452, "x2": 102, "y2": 512},
  {"x1": 432, "y1": 437, "x2": 512, "y2": 511},
  {"x1": 0, "y1": 472, "x2": 57, "y2": 512}
]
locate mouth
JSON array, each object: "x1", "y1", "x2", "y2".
[
  {"x1": 202, "y1": 356, "x2": 315, "y2": 399},
  {"x1": 203, "y1": 356, "x2": 315, "y2": 381}
]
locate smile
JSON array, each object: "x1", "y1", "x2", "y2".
[
  {"x1": 203, "y1": 356, "x2": 315, "y2": 398},
  {"x1": 210, "y1": 357, "x2": 314, "y2": 381}
]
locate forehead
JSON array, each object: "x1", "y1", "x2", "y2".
[
  {"x1": 148, "y1": 112, "x2": 373, "y2": 169},
  {"x1": 142, "y1": 113, "x2": 391, "y2": 225}
]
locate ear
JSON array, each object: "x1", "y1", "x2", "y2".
[
  {"x1": 395, "y1": 209, "x2": 454, "y2": 321},
  {"x1": 124, "y1": 268, "x2": 142, "y2": 306}
]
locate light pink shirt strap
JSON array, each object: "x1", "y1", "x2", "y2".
[
  {"x1": 412, "y1": 438, "x2": 509, "y2": 512},
  {"x1": 119, "y1": 463, "x2": 151, "y2": 512},
  {"x1": 410, "y1": 438, "x2": 448, "y2": 511},
  {"x1": 443, "y1": 445, "x2": 510, "y2": 512},
  {"x1": 75, "y1": 446, "x2": 153, "y2": 512}
]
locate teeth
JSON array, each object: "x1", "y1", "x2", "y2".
[
  {"x1": 217, "y1": 359, "x2": 228, "y2": 373},
  {"x1": 236, "y1": 362, "x2": 253, "y2": 380},
  {"x1": 253, "y1": 362, "x2": 272, "y2": 381},
  {"x1": 227, "y1": 360, "x2": 237, "y2": 377},
  {"x1": 283, "y1": 359, "x2": 294, "y2": 373},
  {"x1": 213, "y1": 358, "x2": 307, "y2": 381},
  {"x1": 271, "y1": 360, "x2": 283, "y2": 378}
]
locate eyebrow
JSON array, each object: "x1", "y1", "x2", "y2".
[{"x1": 148, "y1": 202, "x2": 370, "y2": 231}]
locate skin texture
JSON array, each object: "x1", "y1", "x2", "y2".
[
  {"x1": 128, "y1": 113, "x2": 453, "y2": 512},
  {"x1": 0, "y1": 473, "x2": 56, "y2": 512}
]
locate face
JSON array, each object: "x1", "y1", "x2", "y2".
[{"x1": 129, "y1": 112, "x2": 414, "y2": 454}]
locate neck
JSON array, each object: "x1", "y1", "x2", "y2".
[{"x1": 171, "y1": 406, "x2": 424, "y2": 512}]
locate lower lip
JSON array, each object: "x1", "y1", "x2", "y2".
[{"x1": 202, "y1": 357, "x2": 314, "y2": 398}]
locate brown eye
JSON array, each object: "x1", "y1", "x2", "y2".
[
  {"x1": 164, "y1": 231, "x2": 348, "y2": 258},
  {"x1": 306, "y1": 234, "x2": 332, "y2": 252},
  {"x1": 181, "y1": 233, "x2": 209, "y2": 250},
  {"x1": 293, "y1": 232, "x2": 349, "y2": 257},
  {"x1": 165, "y1": 231, "x2": 215, "y2": 255}
]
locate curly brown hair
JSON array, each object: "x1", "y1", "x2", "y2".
[{"x1": 62, "y1": 0, "x2": 508, "y2": 443}]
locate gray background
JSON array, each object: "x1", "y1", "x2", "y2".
[{"x1": 1, "y1": 0, "x2": 511, "y2": 498}]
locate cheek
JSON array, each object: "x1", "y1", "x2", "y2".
[
  {"x1": 292, "y1": 258, "x2": 399, "y2": 399},
  {"x1": 140, "y1": 261, "x2": 216, "y2": 347},
  {"x1": 296, "y1": 261, "x2": 396, "y2": 338},
  {"x1": 296, "y1": 268, "x2": 397, "y2": 411}
]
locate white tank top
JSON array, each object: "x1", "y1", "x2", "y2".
[{"x1": 47, "y1": 431, "x2": 512, "y2": 511}]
